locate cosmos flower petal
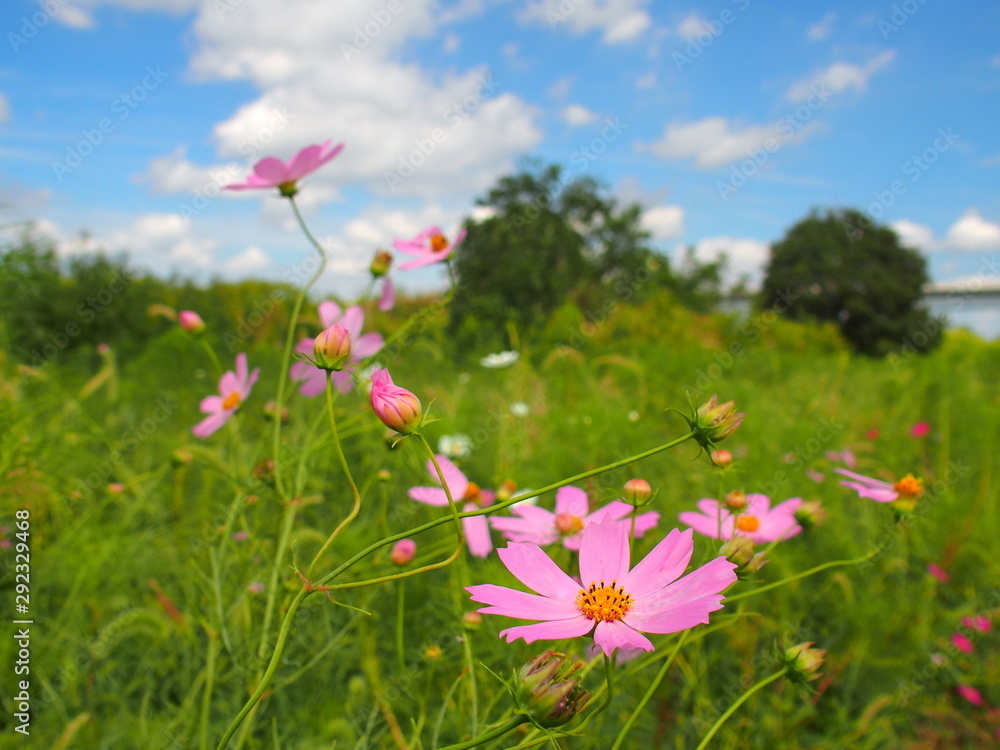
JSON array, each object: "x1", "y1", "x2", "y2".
[
  {"x1": 498, "y1": 616, "x2": 594, "y2": 644},
  {"x1": 200, "y1": 395, "x2": 225, "y2": 413},
  {"x1": 462, "y1": 513, "x2": 494, "y2": 558},
  {"x1": 555, "y1": 485, "x2": 589, "y2": 517},
  {"x1": 622, "y1": 528, "x2": 694, "y2": 600},
  {"x1": 834, "y1": 468, "x2": 893, "y2": 490},
  {"x1": 424, "y1": 455, "x2": 468, "y2": 496},
  {"x1": 251, "y1": 157, "x2": 288, "y2": 183},
  {"x1": 625, "y1": 593, "x2": 728, "y2": 635},
  {"x1": 497, "y1": 542, "x2": 581, "y2": 599},
  {"x1": 339, "y1": 306, "x2": 365, "y2": 339},
  {"x1": 407, "y1": 487, "x2": 451, "y2": 507},
  {"x1": 352, "y1": 332, "x2": 384, "y2": 359},
  {"x1": 466, "y1": 585, "x2": 578, "y2": 620},
  {"x1": 192, "y1": 411, "x2": 231, "y2": 438},
  {"x1": 318, "y1": 300, "x2": 343, "y2": 328},
  {"x1": 398, "y1": 254, "x2": 445, "y2": 270},
  {"x1": 378, "y1": 278, "x2": 395, "y2": 311},
  {"x1": 579, "y1": 515, "x2": 630, "y2": 586},
  {"x1": 630, "y1": 557, "x2": 737, "y2": 625},
  {"x1": 593, "y1": 620, "x2": 654, "y2": 657}
]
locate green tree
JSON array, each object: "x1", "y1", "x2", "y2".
[{"x1": 759, "y1": 208, "x2": 941, "y2": 356}]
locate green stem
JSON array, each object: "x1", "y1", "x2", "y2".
[
  {"x1": 272, "y1": 195, "x2": 328, "y2": 499},
  {"x1": 417, "y1": 433, "x2": 465, "y2": 545},
  {"x1": 199, "y1": 631, "x2": 220, "y2": 750},
  {"x1": 435, "y1": 715, "x2": 530, "y2": 750},
  {"x1": 306, "y1": 376, "x2": 362, "y2": 579},
  {"x1": 257, "y1": 502, "x2": 297, "y2": 659},
  {"x1": 726, "y1": 549, "x2": 879, "y2": 603},
  {"x1": 216, "y1": 588, "x2": 309, "y2": 750},
  {"x1": 611, "y1": 630, "x2": 688, "y2": 750},
  {"x1": 693, "y1": 668, "x2": 787, "y2": 750},
  {"x1": 396, "y1": 580, "x2": 406, "y2": 674}
]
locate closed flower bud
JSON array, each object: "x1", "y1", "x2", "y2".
[
  {"x1": 390, "y1": 539, "x2": 416, "y2": 565},
  {"x1": 313, "y1": 324, "x2": 352, "y2": 370},
  {"x1": 623, "y1": 478, "x2": 652, "y2": 504},
  {"x1": 178, "y1": 310, "x2": 206, "y2": 334},
  {"x1": 370, "y1": 249, "x2": 393, "y2": 277},
  {"x1": 794, "y1": 500, "x2": 826, "y2": 530},
  {"x1": 711, "y1": 448, "x2": 733, "y2": 467},
  {"x1": 370, "y1": 368, "x2": 423, "y2": 434},
  {"x1": 785, "y1": 642, "x2": 826, "y2": 683},
  {"x1": 515, "y1": 651, "x2": 589, "y2": 728},
  {"x1": 719, "y1": 536, "x2": 768, "y2": 578},
  {"x1": 690, "y1": 394, "x2": 745, "y2": 448},
  {"x1": 263, "y1": 400, "x2": 290, "y2": 423},
  {"x1": 724, "y1": 491, "x2": 747, "y2": 510}
]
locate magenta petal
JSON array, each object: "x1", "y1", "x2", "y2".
[
  {"x1": 200, "y1": 395, "x2": 224, "y2": 413},
  {"x1": 579, "y1": 515, "x2": 630, "y2": 587},
  {"x1": 498, "y1": 616, "x2": 594, "y2": 644},
  {"x1": 465, "y1": 584, "x2": 577, "y2": 620},
  {"x1": 408, "y1": 487, "x2": 450, "y2": 507},
  {"x1": 295, "y1": 366, "x2": 329, "y2": 397},
  {"x1": 841, "y1": 481, "x2": 897, "y2": 502},
  {"x1": 339, "y1": 306, "x2": 365, "y2": 339},
  {"x1": 625, "y1": 594, "x2": 727, "y2": 635},
  {"x1": 593, "y1": 620, "x2": 654, "y2": 656},
  {"x1": 330, "y1": 370, "x2": 353, "y2": 394},
  {"x1": 450, "y1": 228, "x2": 467, "y2": 250},
  {"x1": 318, "y1": 300, "x2": 343, "y2": 328},
  {"x1": 378, "y1": 278, "x2": 395, "y2": 311},
  {"x1": 252, "y1": 156, "x2": 288, "y2": 184},
  {"x1": 424, "y1": 455, "x2": 467, "y2": 496},
  {"x1": 234, "y1": 353, "x2": 248, "y2": 383},
  {"x1": 398, "y1": 254, "x2": 444, "y2": 270},
  {"x1": 678, "y1": 510, "x2": 731, "y2": 540},
  {"x1": 192, "y1": 411, "x2": 231, "y2": 438},
  {"x1": 463, "y1": 513, "x2": 494, "y2": 558},
  {"x1": 834, "y1": 468, "x2": 892, "y2": 490},
  {"x1": 555, "y1": 486, "x2": 589, "y2": 517},
  {"x1": 497, "y1": 543, "x2": 581, "y2": 599},
  {"x1": 628, "y1": 557, "x2": 737, "y2": 631},
  {"x1": 622, "y1": 528, "x2": 694, "y2": 600},
  {"x1": 352, "y1": 332, "x2": 383, "y2": 359}
]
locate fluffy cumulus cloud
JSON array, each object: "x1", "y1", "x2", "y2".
[
  {"x1": 135, "y1": 0, "x2": 542, "y2": 201},
  {"x1": 59, "y1": 0, "x2": 199, "y2": 26},
  {"x1": 785, "y1": 51, "x2": 896, "y2": 102},
  {"x1": 560, "y1": 104, "x2": 599, "y2": 126},
  {"x1": 687, "y1": 236, "x2": 770, "y2": 288},
  {"x1": 890, "y1": 209, "x2": 1000, "y2": 253},
  {"x1": 637, "y1": 117, "x2": 804, "y2": 170},
  {"x1": 891, "y1": 219, "x2": 935, "y2": 250},
  {"x1": 221, "y1": 246, "x2": 269, "y2": 273},
  {"x1": 641, "y1": 205, "x2": 684, "y2": 240},
  {"x1": 519, "y1": 0, "x2": 651, "y2": 44}
]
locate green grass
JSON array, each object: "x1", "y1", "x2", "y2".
[{"x1": 2, "y1": 295, "x2": 998, "y2": 749}]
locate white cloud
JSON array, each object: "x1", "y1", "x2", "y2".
[
  {"x1": 0, "y1": 93, "x2": 9, "y2": 124},
  {"x1": 641, "y1": 205, "x2": 684, "y2": 240},
  {"x1": 519, "y1": 0, "x2": 651, "y2": 44},
  {"x1": 443, "y1": 33, "x2": 460, "y2": 53},
  {"x1": 55, "y1": 5, "x2": 96, "y2": 28},
  {"x1": 785, "y1": 50, "x2": 896, "y2": 102},
  {"x1": 805, "y1": 11, "x2": 836, "y2": 42},
  {"x1": 677, "y1": 12, "x2": 711, "y2": 40},
  {"x1": 140, "y1": 146, "x2": 239, "y2": 194},
  {"x1": 687, "y1": 236, "x2": 770, "y2": 288},
  {"x1": 547, "y1": 76, "x2": 574, "y2": 100},
  {"x1": 634, "y1": 71, "x2": 656, "y2": 89},
  {"x1": 943, "y1": 208, "x2": 1000, "y2": 251},
  {"x1": 221, "y1": 246, "x2": 269, "y2": 273},
  {"x1": 560, "y1": 104, "x2": 599, "y2": 126},
  {"x1": 891, "y1": 219, "x2": 934, "y2": 250},
  {"x1": 637, "y1": 117, "x2": 802, "y2": 169}
]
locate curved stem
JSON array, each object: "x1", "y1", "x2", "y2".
[
  {"x1": 216, "y1": 588, "x2": 309, "y2": 750},
  {"x1": 435, "y1": 715, "x2": 530, "y2": 750},
  {"x1": 693, "y1": 668, "x2": 787, "y2": 750},
  {"x1": 417, "y1": 433, "x2": 465, "y2": 546},
  {"x1": 726, "y1": 549, "x2": 879, "y2": 603},
  {"x1": 306, "y1": 376, "x2": 362, "y2": 578},
  {"x1": 611, "y1": 630, "x2": 688, "y2": 750}
]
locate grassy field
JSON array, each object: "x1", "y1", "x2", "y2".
[{"x1": 2, "y1": 291, "x2": 998, "y2": 749}]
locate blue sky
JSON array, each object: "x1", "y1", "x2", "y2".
[{"x1": 2, "y1": 0, "x2": 999, "y2": 319}]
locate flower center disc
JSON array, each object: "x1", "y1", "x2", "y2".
[
  {"x1": 430, "y1": 233, "x2": 449, "y2": 252},
  {"x1": 576, "y1": 580, "x2": 633, "y2": 623},
  {"x1": 736, "y1": 515, "x2": 760, "y2": 532},
  {"x1": 893, "y1": 474, "x2": 923, "y2": 498},
  {"x1": 555, "y1": 513, "x2": 584, "y2": 535},
  {"x1": 463, "y1": 482, "x2": 482, "y2": 503},
  {"x1": 222, "y1": 392, "x2": 242, "y2": 410}
]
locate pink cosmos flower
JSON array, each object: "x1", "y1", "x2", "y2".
[
  {"x1": 178, "y1": 310, "x2": 205, "y2": 333},
  {"x1": 678, "y1": 494, "x2": 803, "y2": 544},
  {"x1": 408, "y1": 455, "x2": 495, "y2": 557},
  {"x1": 393, "y1": 226, "x2": 467, "y2": 270},
  {"x1": 370, "y1": 369, "x2": 422, "y2": 434},
  {"x1": 962, "y1": 615, "x2": 991, "y2": 633},
  {"x1": 378, "y1": 277, "x2": 395, "y2": 311},
  {"x1": 910, "y1": 421, "x2": 931, "y2": 438},
  {"x1": 225, "y1": 140, "x2": 344, "y2": 195},
  {"x1": 192, "y1": 353, "x2": 260, "y2": 438},
  {"x1": 825, "y1": 449, "x2": 857, "y2": 469},
  {"x1": 466, "y1": 515, "x2": 738, "y2": 656},
  {"x1": 390, "y1": 539, "x2": 417, "y2": 565},
  {"x1": 835, "y1": 468, "x2": 923, "y2": 504},
  {"x1": 489, "y1": 485, "x2": 659, "y2": 551},
  {"x1": 806, "y1": 468, "x2": 825, "y2": 483},
  {"x1": 927, "y1": 563, "x2": 950, "y2": 583},
  {"x1": 957, "y1": 685, "x2": 984, "y2": 707},
  {"x1": 952, "y1": 632, "x2": 974, "y2": 654},
  {"x1": 290, "y1": 301, "x2": 383, "y2": 397}
]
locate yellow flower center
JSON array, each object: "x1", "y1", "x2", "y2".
[
  {"x1": 893, "y1": 474, "x2": 923, "y2": 499},
  {"x1": 222, "y1": 392, "x2": 242, "y2": 410},
  {"x1": 577, "y1": 580, "x2": 633, "y2": 623},
  {"x1": 736, "y1": 515, "x2": 760, "y2": 533},
  {"x1": 430, "y1": 233, "x2": 449, "y2": 253},
  {"x1": 555, "y1": 513, "x2": 584, "y2": 535}
]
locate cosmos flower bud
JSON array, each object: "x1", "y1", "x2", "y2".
[
  {"x1": 724, "y1": 491, "x2": 747, "y2": 510},
  {"x1": 711, "y1": 448, "x2": 733, "y2": 467},
  {"x1": 313, "y1": 324, "x2": 352, "y2": 371},
  {"x1": 496, "y1": 479, "x2": 518, "y2": 502},
  {"x1": 370, "y1": 369, "x2": 423, "y2": 434},
  {"x1": 719, "y1": 536, "x2": 768, "y2": 578},
  {"x1": 515, "y1": 650, "x2": 589, "y2": 728},
  {"x1": 794, "y1": 500, "x2": 826, "y2": 530},
  {"x1": 178, "y1": 310, "x2": 206, "y2": 334},
  {"x1": 693, "y1": 394, "x2": 745, "y2": 446},
  {"x1": 623, "y1": 478, "x2": 652, "y2": 505},
  {"x1": 785, "y1": 642, "x2": 826, "y2": 683},
  {"x1": 390, "y1": 539, "x2": 416, "y2": 566},
  {"x1": 370, "y1": 249, "x2": 393, "y2": 277}
]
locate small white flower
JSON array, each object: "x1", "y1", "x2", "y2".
[
  {"x1": 509, "y1": 401, "x2": 530, "y2": 417},
  {"x1": 480, "y1": 350, "x2": 519, "y2": 368},
  {"x1": 437, "y1": 433, "x2": 473, "y2": 459},
  {"x1": 627, "y1": 410, "x2": 640, "y2": 422}
]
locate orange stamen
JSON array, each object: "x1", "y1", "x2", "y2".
[
  {"x1": 577, "y1": 580, "x2": 633, "y2": 623},
  {"x1": 736, "y1": 515, "x2": 761, "y2": 533},
  {"x1": 430, "y1": 233, "x2": 449, "y2": 252},
  {"x1": 893, "y1": 474, "x2": 923, "y2": 499},
  {"x1": 555, "y1": 513, "x2": 584, "y2": 535},
  {"x1": 222, "y1": 392, "x2": 242, "y2": 410}
]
